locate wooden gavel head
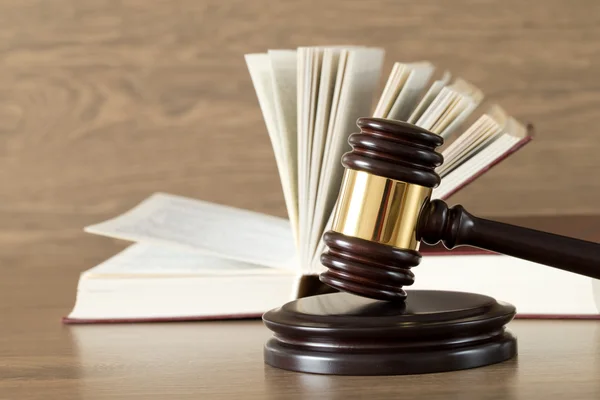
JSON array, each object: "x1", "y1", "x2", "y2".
[
  {"x1": 320, "y1": 117, "x2": 600, "y2": 302},
  {"x1": 319, "y1": 117, "x2": 444, "y2": 301}
]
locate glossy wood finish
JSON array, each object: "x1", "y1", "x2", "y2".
[
  {"x1": 419, "y1": 199, "x2": 600, "y2": 278},
  {"x1": 344, "y1": 118, "x2": 444, "y2": 187},
  {"x1": 263, "y1": 290, "x2": 516, "y2": 375},
  {"x1": 320, "y1": 231, "x2": 420, "y2": 300}
]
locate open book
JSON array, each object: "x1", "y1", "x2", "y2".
[{"x1": 65, "y1": 45, "x2": 548, "y2": 323}]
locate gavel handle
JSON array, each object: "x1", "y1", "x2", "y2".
[{"x1": 417, "y1": 199, "x2": 600, "y2": 279}]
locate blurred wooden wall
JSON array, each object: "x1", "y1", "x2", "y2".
[{"x1": 1, "y1": 0, "x2": 600, "y2": 276}]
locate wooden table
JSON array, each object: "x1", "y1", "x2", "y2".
[
  {"x1": 1, "y1": 215, "x2": 598, "y2": 399},
  {"x1": 3, "y1": 298, "x2": 600, "y2": 398}
]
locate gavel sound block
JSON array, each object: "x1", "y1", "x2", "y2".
[{"x1": 262, "y1": 117, "x2": 600, "y2": 376}]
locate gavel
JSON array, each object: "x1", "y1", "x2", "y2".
[
  {"x1": 262, "y1": 116, "x2": 600, "y2": 376},
  {"x1": 319, "y1": 117, "x2": 600, "y2": 301}
]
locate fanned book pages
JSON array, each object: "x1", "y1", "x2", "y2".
[
  {"x1": 66, "y1": 45, "x2": 591, "y2": 325},
  {"x1": 245, "y1": 47, "x2": 531, "y2": 274}
]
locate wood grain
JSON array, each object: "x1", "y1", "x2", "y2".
[
  {"x1": 0, "y1": 0, "x2": 598, "y2": 278},
  {"x1": 1, "y1": 215, "x2": 599, "y2": 398},
  {"x1": 2, "y1": 2, "x2": 600, "y2": 397},
  {"x1": 2, "y1": 294, "x2": 600, "y2": 399},
  {"x1": 1, "y1": 2, "x2": 600, "y2": 266},
  {"x1": 2, "y1": 0, "x2": 599, "y2": 285}
]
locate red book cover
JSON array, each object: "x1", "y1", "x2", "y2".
[{"x1": 62, "y1": 313, "x2": 263, "y2": 324}]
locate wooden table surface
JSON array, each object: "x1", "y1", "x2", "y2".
[
  {"x1": 0, "y1": 215, "x2": 599, "y2": 399},
  {"x1": 2, "y1": 283, "x2": 600, "y2": 399}
]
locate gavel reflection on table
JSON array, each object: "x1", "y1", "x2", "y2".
[{"x1": 262, "y1": 117, "x2": 600, "y2": 376}]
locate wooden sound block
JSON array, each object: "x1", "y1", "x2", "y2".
[{"x1": 263, "y1": 290, "x2": 517, "y2": 375}]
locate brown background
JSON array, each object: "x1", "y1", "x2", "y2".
[{"x1": 1, "y1": 0, "x2": 600, "y2": 300}]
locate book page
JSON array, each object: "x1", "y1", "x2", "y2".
[
  {"x1": 438, "y1": 106, "x2": 510, "y2": 176},
  {"x1": 437, "y1": 79, "x2": 484, "y2": 138},
  {"x1": 308, "y1": 47, "x2": 385, "y2": 268},
  {"x1": 415, "y1": 88, "x2": 459, "y2": 131},
  {"x1": 296, "y1": 47, "x2": 310, "y2": 253},
  {"x1": 303, "y1": 50, "x2": 347, "y2": 269},
  {"x1": 412, "y1": 254, "x2": 598, "y2": 316},
  {"x1": 85, "y1": 243, "x2": 289, "y2": 277},
  {"x1": 372, "y1": 63, "x2": 408, "y2": 118},
  {"x1": 414, "y1": 78, "x2": 483, "y2": 136},
  {"x1": 245, "y1": 54, "x2": 299, "y2": 243},
  {"x1": 387, "y1": 62, "x2": 435, "y2": 121},
  {"x1": 432, "y1": 135, "x2": 523, "y2": 200},
  {"x1": 308, "y1": 210, "x2": 333, "y2": 275},
  {"x1": 305, "y1": 48, "x2": 341, "y2": 269},
  {"x1": 450, "y1": 78, "x2": 485, "y2": 104},
  {"x1": 407, "y1": 71, "x2": 451, "y2": 124},
  {"x1": 297, "y1": 48, "x2": 323, "y2": 268},
  {"x1": 372, "y1": 62, "x2": 402, "y2": 118},
  {"x1": 439, "y1": 123, "x2": 501, "y2": 176},
  {"x1": 433, "y1": 103, "x2": 530, "y2": 199},
  {"x1": 429, "y1": 95, "x2": 468, "y2": 134},
  {"x1": 318, "y1": 49, "x2": 349, "y2": 178},
  {"x1": 245, "y1": 54, "x2": 282, "y2": 158},
  {"x1": 85, "y1": 193, "x2": 298, "y2": 270},
  {"x1": 268, "y1": 50, "x2": 299, "y2": 236},
  {"x1": 440, "y1": 115, "x2": 496, "y2": 162}
]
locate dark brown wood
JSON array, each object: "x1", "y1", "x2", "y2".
[
  {"x1": 320, "y1": 231, "x2": 420, "y2": 301},
  {"x1": 418, "y1": 199, "x2": 600, "y2": 279},
  {"x1": 263, "y1": 290, "x2": 517, "y2": 375},
  {"x1": 343, "y1": 118, "x2": 444, "y2": 187}
]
